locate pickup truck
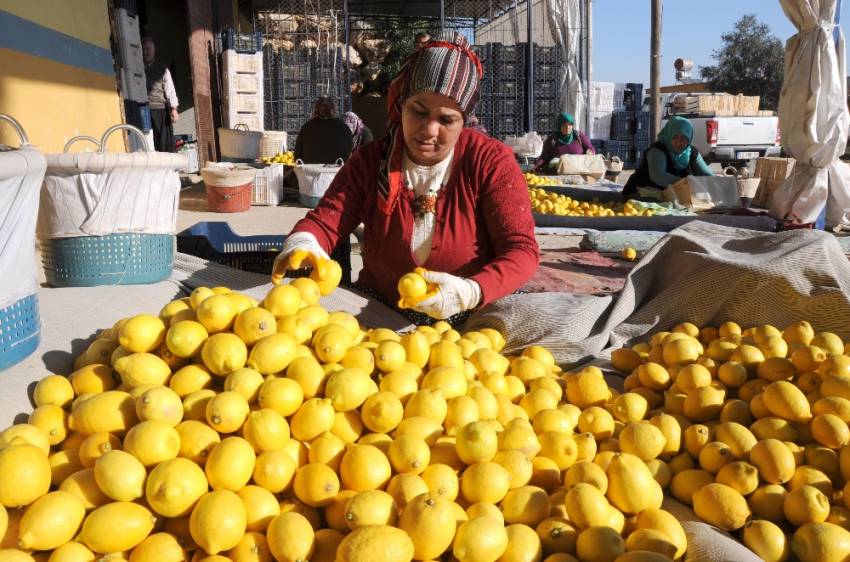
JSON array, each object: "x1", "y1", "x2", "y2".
[{"x1": 657, "y1": 93, "x2": 782, "y2": 166}]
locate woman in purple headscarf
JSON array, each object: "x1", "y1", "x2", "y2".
[{"x1": 343, "y1": 111, "x2": 374, "y2": 149}]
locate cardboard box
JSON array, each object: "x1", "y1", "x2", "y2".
[{"x1": 753, "y1": 157, "x2": 795, "y2": 208}]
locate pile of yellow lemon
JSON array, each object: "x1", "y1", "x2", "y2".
[
  {"x1": 524, "y1": 173, "x2": 560, "y2": 187},
  {"x1": 260, "y1": 152, "x2": 295, "y2": 166},
  {"x1": 609, "y1": 320, "x2": 850, "y2": 562},
  {"x1": 2, "y1": 258, "x2": 850, "y2": 562},
  {"x1": 529, "y1": 188, "x2": 654, "y2": 218}
]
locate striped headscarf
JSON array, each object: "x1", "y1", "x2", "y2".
[{"x1": 377, "y1": 31, "x2": 483, "y2": 215}]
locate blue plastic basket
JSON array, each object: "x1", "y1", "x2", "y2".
[
  {"x1": 0, "y1": 294, "x2": 40, "y2": 371},
  {"x1": 41, "y1": 233, "x2": 174, "y2": 287}
]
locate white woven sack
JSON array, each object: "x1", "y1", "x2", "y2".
[
  {"x1": 37, "y1": 152, "x2": 184, "y2": 239},
  {"x1": 557, "y1": 154, "x2": 606, "y2": 179},
  {"x1": 0, "y1": 147, "x2": 45, "y2": 308},
  {"x1": 294, "y1": 159, "x2": 344, "y2": 199}
]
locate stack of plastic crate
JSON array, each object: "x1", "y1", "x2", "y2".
[
  {"x1": 489, "y1": 43, "x2": 526, "y2": 138},
  {"x1": 607, "y1": 83, "x2": 650, "y2": 168},
  {"x1": 532, "y1": 44, "x2": 561, "y2": 135},
  {"x1": 222, "y1": 30, "x2": 265, "y2": 132},
  {"x1": 472, "y1": 44, "x2": 494, "y2": 133}
]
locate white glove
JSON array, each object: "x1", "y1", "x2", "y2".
[
  {"x1": 412, "y1": 271, "x2": 482, "y2": 320},
  {"x1": 271, "y1": 231, "x2": 330, "y2": 284}
]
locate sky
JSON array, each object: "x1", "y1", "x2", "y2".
[{"x1": 592, "y1": 0, "x2": 850, "y2": 86}]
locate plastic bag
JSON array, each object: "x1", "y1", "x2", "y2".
[{"x1": 503, "y1": 132, "x2": 545, "y2": 158}]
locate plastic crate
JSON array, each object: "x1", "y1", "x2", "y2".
[
  {"x1": 535, "y1": 62, "x2": 559, "y2": 83},
  {"x1": 493, "y1": 61, "x2": 525, "y2": 79},
  {"x1": 494, "y1": 96, "x2": 522, "y2": 115},
  {"x1": 0, "y1": 294, "x2": 40, "y2": 372},
  {"x1": 222, "y1": 29, "x2": 263, "y2": 53},
  {"x1": 634, "y1": 111, "x2": 651, "y2": 135},
  {"x1": 492, "y1": 115, "x2": 523, "y2": 138},
  {"x1": 281, "y1": 100, "x2": 310, "y2": 119},
  {"x1": 599, "y1": 140, "x2": 630, "y2": 162},
  {"x1": 535, "y1": 97, "x2": 559, "y2": 118},
  {"x1": 41, "y1": 234, "x2": 174, "y2": 287},
  {"x1": 611, "y1": 111, "x2": 636, "y2": 141},
  {"x1": 281, "y1": 80, "x2": 310, "y2": 99},
  {"x1": 533, "y1": 81, "x2": 559, "y2": 98},
  {"x1": 492, "y1": 43, "x2": 525, "y2": 64},
  {"x1": 624, "y1": 83, "x2": 644, "y2": 111},
  {"x1": 253, "y1": 164, "x2": 286, "y2": 206},
  {"x1": 176, "y1": 222, "x2": 352, "y2": 284},
  {"x1": 535, "y1": 115, "x2": 557, "y2": 134},
  {"x1": 494, "y1": 80, "x2": 521, "y2": 97},
  {"x1": 124, "y1": 100, "x2": 152, "y2": 132}
]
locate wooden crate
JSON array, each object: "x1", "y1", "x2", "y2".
[
  {"x1": 753, "y1": 157, "x2": 795, "y2": 208},
  {"x1": 736, "y1": 95, "x2": 760, "y2": 116},
  {"x1": 671, "y1": 94, "x2": 761, "y2": 116}
]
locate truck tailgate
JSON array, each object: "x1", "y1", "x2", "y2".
[{"x1": 717, "y1": 117, "x2": 778, "y2": 146}]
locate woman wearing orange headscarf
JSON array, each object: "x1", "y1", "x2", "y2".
[{"x1": 273, "y1": 32, "x2": 539, "y2": 325}]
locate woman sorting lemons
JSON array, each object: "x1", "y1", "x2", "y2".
[
  {"x1": 531, "y1": 112, "x2": 595, "y2": 173},
  {"x1": 272, "y1": 32, "x2": 539, "y2": 326},
  {"x1": 624, "y1": 116, "x2": 714, "y2": 198}
]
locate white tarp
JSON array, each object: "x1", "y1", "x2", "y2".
[
  {"x1": 771, "y1": 0, "x2": 850, "y2": 227},
  {"x1": 0, "y1": 147, "x2": 45, "y2": 308},
  {"x1": 546, "y1": 0, "x2": 585, "y2": 128},
  {"x1": 37, "y1": 152, "x2": 185, "y2": 239}
]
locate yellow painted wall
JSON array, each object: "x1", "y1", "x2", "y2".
[
  {"x1": 0, "y1": 0, "x2": 111, "y2": 49},
  {"x1": 0, "y1": 0, "x2": 127, "y2": 153},
  {"x1": 0, "y1": 48, "x2": 125, "y2": 152}
]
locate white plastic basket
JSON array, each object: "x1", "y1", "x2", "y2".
[
  {"x1": 252, "y1": 164, "x2": 286, "y2": 206},
  {"x1": 293, "y1": 159, "x2": 344, "y2": 208}
]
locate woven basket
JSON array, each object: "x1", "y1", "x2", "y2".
[
  {"x1": 259, "y1": 131, "x2": 288, "y2": 159},
  {"x1": 219, "y1": 124, "x2": 263, "y2": 162}
]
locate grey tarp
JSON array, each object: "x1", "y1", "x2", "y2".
[{"x1": 466, "y1": 221, "x2": 850, "y2": 364}]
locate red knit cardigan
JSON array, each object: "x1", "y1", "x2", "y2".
[{"x1": 291, "y1": 128, "x2": 540, "y2": 307}]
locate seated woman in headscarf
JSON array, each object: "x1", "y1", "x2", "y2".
[
  {"x1": 294, "y1": 97, "x2": 353, "y2": 164},
  {"x1": 272, "y1": 32, "x2": 540, "y2": 326},
  {"x1": 624, "y1": 116, "x2": 714, "y2": 198},
  {"x1": 343, "y1": 111, "x2": 374, "y2": 150},
  {"x1": 532, "y1": 112, "x2": 594, "y2": 172}
]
